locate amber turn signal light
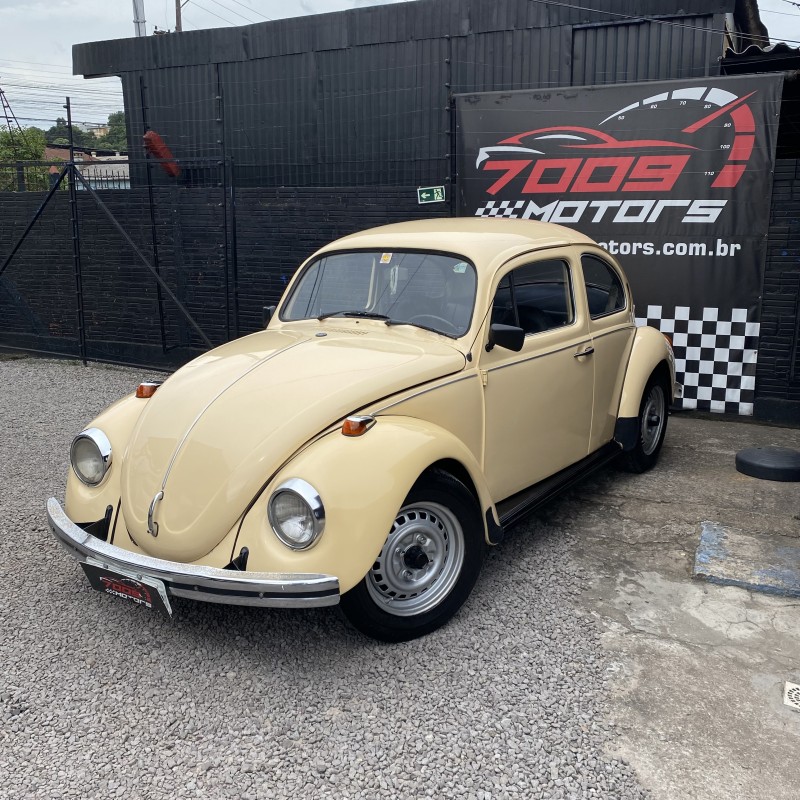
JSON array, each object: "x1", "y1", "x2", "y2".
[
  {"x1": 342, "y1": 415, "x2": 376, "y2": 437},
  {"x1": 136, "y1": 381, "x2": 163, "y2": 399}
]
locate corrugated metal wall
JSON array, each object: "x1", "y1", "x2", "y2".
[
  {"x1": 74, "y1": 0, "x2": 732, "y2": 189},
  {"x1": 572, "y1": 16, "x2": 726, "y2": 85}
]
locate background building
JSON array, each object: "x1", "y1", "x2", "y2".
[{"x1": 1, "y1": 0, "x2": 797, "y2": 421}]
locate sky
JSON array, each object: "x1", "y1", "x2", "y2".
[{"x1": 1, "y1": 0, "x2": 799, "y2": 130}]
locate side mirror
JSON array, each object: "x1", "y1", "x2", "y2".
[
  {"x1": 486, "y1": 323, "x2": 525, "y2": 352},
  {"x1": 262, "y1": 305, "x2": 276, "y2": 328}
]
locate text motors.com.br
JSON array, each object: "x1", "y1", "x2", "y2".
[{"x1": 597, "y1": 238, "x2": 742, "y2": 258}]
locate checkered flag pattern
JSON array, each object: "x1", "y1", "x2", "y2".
[
  {"x1": 474, "y1": 200, "x2": 526, "y2": 218},
  {"x1": 635, "y1": 306, "x2": 759, "y2": 415}
]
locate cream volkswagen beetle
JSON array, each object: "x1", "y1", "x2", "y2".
[{"x1": 48, "y1": 219, "x2": 677, "y2": 642}]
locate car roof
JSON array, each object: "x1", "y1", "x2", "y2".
[{"x1": 314, "y1": 218, "x2": 597, "y2": 268}]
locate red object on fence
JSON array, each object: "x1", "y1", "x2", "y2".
[{"x1": 142, "y1": 130, "x2": 181, "y2": 177}]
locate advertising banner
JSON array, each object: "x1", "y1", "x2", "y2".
[{"x1": 456, "y1": 75, "x2": 783, "y2": 414}]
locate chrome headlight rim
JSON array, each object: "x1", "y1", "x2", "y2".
[
  {"x1": 70, "y1": 427, "x2": 113, "y2": 486},
  {"x1": 268, "y1": 478, "x2": 325, "y2": 551}
]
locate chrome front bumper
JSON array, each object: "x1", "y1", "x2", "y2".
[{"x1": 46, "y1": 498, "x2": 340, "y2": 609}]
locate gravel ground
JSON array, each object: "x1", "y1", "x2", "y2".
[{"x1": 0, "y1": 356, "x2": 648, "y2": 800}]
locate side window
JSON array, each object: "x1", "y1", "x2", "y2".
[
  {"x1": 491, "y1": 259, "x2": 573, "y2": 336},
  {"x1": 581, "y1": 255, "x2": 626, "y2": 319}
]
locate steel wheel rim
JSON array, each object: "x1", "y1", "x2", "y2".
[
  {"x1": 366, "y1": 501, "x2": 465, "y2": 617},
  {"x1": 641, "y1": 384, "x2": 666, "y2": 456}
]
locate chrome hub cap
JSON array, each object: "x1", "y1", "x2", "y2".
[
  {"x1": 641, "y1": 385, "x2": 666, "y2": 456},
  {"x1": 366, "y1": 502, "x2": 465, "y2": 617}
]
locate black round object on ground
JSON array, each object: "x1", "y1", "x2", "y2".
[{"x1": 735, "y1": 446, "x2": 800, "y2": 482}]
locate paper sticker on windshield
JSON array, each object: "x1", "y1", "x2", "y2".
[
  {"x1": 453, "y1": 262, "x2": 468, "y2": 274},
  {"x1": 380, "y1": 253, "x2": 392, "y2": 264}
]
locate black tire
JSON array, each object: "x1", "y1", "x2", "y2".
[
  {"x1": 620, "y1": 374, "x2": 669, "y2": 474},
  {"x1": 340, "y1": 469, "x2": 484, "y2": 642}
]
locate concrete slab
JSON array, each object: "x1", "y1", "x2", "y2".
[
  {"x1": 694, "y1": 520, "x2": 800, "y2": 598},
  {"x1": 562, "y1": 412, "x2": 800, "y2": 800}
]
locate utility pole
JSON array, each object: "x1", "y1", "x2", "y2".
[
  {"x1": 132, "y1": 0, "x2": 146, "y2": 37},
  {"x1": 175, "y1": 0, "x2": 183, "y2": 32}
]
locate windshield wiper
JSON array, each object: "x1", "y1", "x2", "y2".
[
  {"x1": 385, "y1": 319, "x2": 448, "y2": 336},
  {"x1": 317, "y1": 310, "x2": 391, "y2": 321}
]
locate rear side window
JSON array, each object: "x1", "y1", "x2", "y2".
[
  {"x1": 581, "y1": 255, "x2": 626, "y2": 319},
  {"x1": 490, "y1": 259, "x2": 573, "y2": 335}
]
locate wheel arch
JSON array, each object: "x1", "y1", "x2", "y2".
[
  {"x1": 422, "y1": 459, "x2": 504, "y2": 544},
  {"x1": 241, "y1": 416, "x2": 497, "y2": 594},
  {"x1": 423, "y1": 458, "x2": 477, "y2": 500},
  {"x1": 617, "y1": 325, "x2": 676, "y2": 421},
  {"x1": 615, "y1": 362, "x2": 673, "y2": 452}
]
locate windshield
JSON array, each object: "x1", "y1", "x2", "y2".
[{"x1": 281, "y1": 250, "x2": 477, "y2": 337}]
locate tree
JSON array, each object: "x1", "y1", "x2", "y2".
[
  {"x1": 93, "y1": 111, "x2": 128, "y2": 152},
  {"x1": 0, "y1": 127, "x2": 51, "y2": 191},
  {"x1": 45, "y1": 117, "x2": 92, "y2": 148}
]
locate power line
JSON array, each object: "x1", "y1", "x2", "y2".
[
  {"x1": 226, "y1": 0, "x2": 271, "y2": 21},
  {"x1": 187, "y1": 1, "x2": 239, "y2": 26},
  {"x1": 762, "y1": 7, "x2": 800, "y2": 18},
  {"x1": 0, "y1": 58, "x2": 74, "y2": 71},
  {"x1": 204, "y1": 0, "x2": 258, "y2": 24},
  {"x1": 527, "y1": 0, "x2": 800, "y2": 48},
  {"x1": 17, "y1": 116, "x2": 114, "y2": 125},
  {"x1": 2, "y1": 82, "x2": 123, "y2": 99}
]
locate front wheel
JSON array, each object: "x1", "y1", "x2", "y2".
[
  {"x1": 620, "y1": 374, "x2": 669, "y2": 473},
  {"x1": 340, "y1": 470, "x2": 484, "y2": 642}
]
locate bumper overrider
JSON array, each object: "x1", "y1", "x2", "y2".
[{"x1": 46, "y1": 498, "x2": 340, "y2": 611}]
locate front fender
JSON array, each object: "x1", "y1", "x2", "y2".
[
  {"x1": 233, "y1": 416, "x2": 494, "y2": 594},
  {"x1": 64, "y1": 393, "x2": 148, "y2": 524},
  {"x1": 617, "y1": 325, "x2": 676, "y2": 420}
]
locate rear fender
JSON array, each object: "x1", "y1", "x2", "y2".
[
  {"x1": 615, "y1": 326, "x2": 675, "y2": 450},
  {"x1": 235, "y1": 416, "x2": 495, "y2": 594}
]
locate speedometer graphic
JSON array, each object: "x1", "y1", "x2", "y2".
[{"x1": 597, "y1": 85, "x2": 757, "y2": 189}]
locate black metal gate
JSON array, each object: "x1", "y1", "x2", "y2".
[{"x1": 0, "y1": 154, "x2": 233, "y2": 368}]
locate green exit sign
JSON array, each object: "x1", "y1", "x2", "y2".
[{"x1": 417, "y1": 185, "x2": 446, "y2": 204}]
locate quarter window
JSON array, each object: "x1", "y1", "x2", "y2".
[
  {"x1": 581, "y1": 255, "x2": 626, "y2": 318},
  {"x1": 491, "y1": 259, "x2": 573, "y2": 335}
]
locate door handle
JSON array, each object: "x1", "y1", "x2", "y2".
[{"x1": 574, "y1": 346, "x2": 594, "y2": 358}]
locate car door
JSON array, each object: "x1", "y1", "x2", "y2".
[
  {"x1": 580, "y1": 253, "x2": 636, "y2": 452},
  {"x1": 480, "y1": 254, "x2": 594, "y2": 501}
]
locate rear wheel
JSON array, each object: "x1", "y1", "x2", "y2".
[
  {"x1": 620, "y1": 374, "x2": 669, "y2": 473},
  {"x1": 340, "y1": 470, "x2": 484, "y2": 642}
]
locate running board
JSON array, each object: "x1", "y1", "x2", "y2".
[{"x1": 496, "y1": 442, "x2": 621, "y2": 530}]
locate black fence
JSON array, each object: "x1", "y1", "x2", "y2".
[
  {"x1": 0, "y1": 155, "x2": 449, "y2": 367},
  {"x1": 756, "y1": 158, "x2": 800, "y2": 422}
]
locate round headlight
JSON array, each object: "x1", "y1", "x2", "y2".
[
  {"x1": 268, "y1": 479, "x2": 325, "y2": 550},
  {"x1": 70, "y1": 428, "x2": 112, "y2": 486}
]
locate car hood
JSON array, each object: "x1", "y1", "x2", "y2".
[{"x1": 120, "y1": 326, "x2": 465, "y2": 560}]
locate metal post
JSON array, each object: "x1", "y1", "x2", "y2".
[
  {"x1": 15, "y1": 163, "x2": 24, "y2": 192},
  {"x1": 446, "y1": 36, "x2": 457, "y2": 218},
  {"x1": 132, "y1": 0, "x2": 147, "y2": 36},
  {"x1": 216, "y1": 65, "x2": 231, "y2": 341},
  {"x1": 65, "y1": 98, "x2": 88, "y2": 365},
  {"x1": 139, "y1": 76, "x2": 168, "y2": 354},
  {"x1": 229, "y1": 156, "x2": 240, "y2": 338}
]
